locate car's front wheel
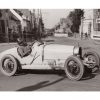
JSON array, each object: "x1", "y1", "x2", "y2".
[
  {"x1": 64, "y1": 56, "x2": 84, "y2": 81},
  {"x1": 0, "y1": 55, "x2": 18, "y2": 76}
]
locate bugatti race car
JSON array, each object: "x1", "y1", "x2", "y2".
[{"x1": 0, "y1": 41, "x2": 99, "y2": 81}]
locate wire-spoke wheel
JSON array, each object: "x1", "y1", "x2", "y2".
[
  {"x1": 65, "y1": 56, "x2": 84, "y2": 81},
  {"x1": 0, "y1": 55, "x2": 18, "y2": 76}
]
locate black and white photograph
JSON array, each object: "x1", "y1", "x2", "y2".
[
  {"x1": 0, "y1": 8, "x2": 100, "y2": 91},
  {"x1": 1, "y1": 1, "x2": 100, "y2": 97}
]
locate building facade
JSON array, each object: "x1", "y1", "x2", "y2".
[
  {"x1": 0, "y1": 9, "x2": 35, "y2": 42},
  {"x1": 0, "y1": 9, "x2": 21, "y2": 42},
  {"x1": 80, "y1": 9, "x2": 100, "y2": 40}
]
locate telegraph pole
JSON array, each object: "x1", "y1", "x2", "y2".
[
  {"x1": 37, "y1": 9, "x2": 40, "y2": 39},
  {"x1": 81, "y1": 17, "x2": 84, "y2": 40}
]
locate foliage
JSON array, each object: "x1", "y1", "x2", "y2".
[
  {"x1": 68, "y1": 9, "x2": 84, "y2": 33},
  {"x1": 65, "y1": 17, "x2": 73, "y2": 28},
  {"x1": 32, "y1": 16, "x2": 45, "y2": 40}
]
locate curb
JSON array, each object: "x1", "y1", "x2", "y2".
[{"x1": 0, "y1": 43, "x2": 17, "y2": 46}]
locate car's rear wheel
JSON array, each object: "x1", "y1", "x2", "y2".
[
  {"x1": 64, "y1": 56, "x2": 84, "y2": 81},
  {"x1": 0, "y1": 55, "x2": 18, "y2": 76}
]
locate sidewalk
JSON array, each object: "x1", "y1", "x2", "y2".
[{"x1": 0, "y1": 42, "x2": 17, "y2": 46}]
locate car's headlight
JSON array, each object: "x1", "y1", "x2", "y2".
[{"x1": 73, "y1": 46, "x2": 79, "y2": 55}]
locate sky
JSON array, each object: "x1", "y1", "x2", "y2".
[{"x1": 41, "y1": 9, "x2": 73, "y2": 29}]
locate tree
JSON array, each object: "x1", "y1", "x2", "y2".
[
  {"x1": 68, "y1": 9, "x2": 84, "y2": 33},
  {"x1": 65, "y1": 17, "x2": 73, "y2": 28},
  {"x1": 36, "y1": 10, "x2": 44, "y2": 39},
  {"x1": 39, "y1": 17, "x2": 44, "y2": 36}
]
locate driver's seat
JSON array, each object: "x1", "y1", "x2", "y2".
[{"x1": 17, "y1": 46, "x2": 32, "y2": 58}]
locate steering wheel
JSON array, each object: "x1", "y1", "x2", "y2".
[
  {"x1": 29, "y1": 40, "x2": 44, "y2": 47},
  {"x1": 28, "y1": 41, "x2": 36, "y2": 47},
  {"x1": 38, "y1": 42, "x2": 44, "y2": 46}
]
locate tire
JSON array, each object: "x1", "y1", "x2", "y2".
[
  {"x1": 64, "y1": 56, "x2": 84, "y2": 81},
  {"x1": 83, "y1": 51, "x2": 100, "y2": 69},
  {"x1": 0, "y1": 55, "x2": 18, "y2": 76}
]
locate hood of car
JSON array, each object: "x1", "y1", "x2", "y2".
[
  {"x1": 45, "y1": 44, "x2": 74, "y2": 52},
  {"x1": 44, "y1": 44, "x2": 74, "y2": 60}
]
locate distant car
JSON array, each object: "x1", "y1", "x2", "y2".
[{"x1": 0, "y1": 41, "x2": 99, "y2": 81}]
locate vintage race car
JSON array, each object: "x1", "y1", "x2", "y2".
[{"x1": 0, "y1": 41, "x2": 99, "y2": 81}]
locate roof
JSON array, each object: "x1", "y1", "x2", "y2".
[
  {"x1": 18, "y1": 9, "x2": 31, "y2": 20},
  {"x1": 10, "y1": 9, "x2": 23, "y2": 21}
]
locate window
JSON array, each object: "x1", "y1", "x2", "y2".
[{"x1": 97, "y1": 9, "x2": 100, "y2": 18}]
